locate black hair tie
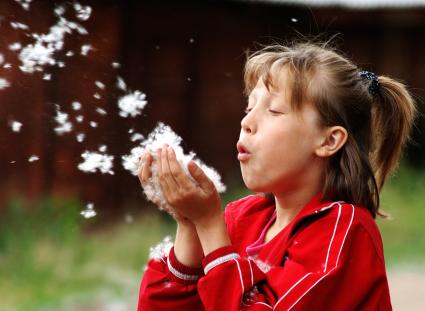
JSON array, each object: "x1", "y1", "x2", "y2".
[{"x1": 359, "y1": 70, "x2": 380, "y2": 96}]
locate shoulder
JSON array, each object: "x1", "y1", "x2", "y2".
[
  {"x1": 325, "y1": 203, "x2": 384, "y2": 254},
  {"x1": 290, "y1": 202, "x2": 385, "y2": 268}
]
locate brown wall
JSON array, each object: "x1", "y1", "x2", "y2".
[{"x1": 1, "y1": 0, "x2": 424, "y2": 212}]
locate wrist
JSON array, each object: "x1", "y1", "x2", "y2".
[
  {"x1": 193, "y1": 211, "x2": 223, "y2": 230},
  {"x1": 195, "y1": 212, "x2": 231, "y2": 255},
  {"x1": 174, "y1": 221, "x2": 203, "y2": 268}
]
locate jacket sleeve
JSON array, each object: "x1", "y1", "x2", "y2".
[
  {"x1": 197, "y1": 204, "x2": 392, "y2": 311},
  {"x1": 137, "y1": 198, "x2": 243, "y2": 311},
  {"x1": 137, "y1": 246, "x2": 205, "y2": 311}
]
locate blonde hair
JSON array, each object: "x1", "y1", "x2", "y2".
[{"x1": 244, "y1": 42, "x2": 417, "y2": 218}]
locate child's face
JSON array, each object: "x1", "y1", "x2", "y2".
[{"x1": 238, "y1": 74, "x2": 326, "y2": 194}]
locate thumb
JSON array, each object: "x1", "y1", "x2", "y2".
[{"x1": 188, "y1": 160, "x2": 215, "y2": 192}]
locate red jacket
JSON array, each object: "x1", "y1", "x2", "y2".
[{"x1": 138, "y1": 193, "x2": 392, "y2": 310}]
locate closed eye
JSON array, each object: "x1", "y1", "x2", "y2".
[{"x1": 268, "y1": 109, "x2": 283, "y2": 115}]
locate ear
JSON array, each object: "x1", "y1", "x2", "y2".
[{"x1": 315, "y1": 126, "x2": 348, "y2": 158}]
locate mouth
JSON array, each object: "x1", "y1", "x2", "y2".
[{"x1": 236, "y1": 142, "x2": 251, "y2": 161}]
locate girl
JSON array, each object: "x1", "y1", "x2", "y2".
[{"x1": 137, "y1": 41, "x2": 416, "y2": 310}]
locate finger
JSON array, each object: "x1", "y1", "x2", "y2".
[
  {"x1": 157, "y1": 147, "x2": 174, "y2": 199},
  {"x1": 188, "y1": 160, "x2": 215, "y2": 192},
  {"x1": 140, "y1": 150, "x2": 153, "y2": 184},
  {"x1": 161, "y1": 145, "x2": 179, "y2": 189},
  {"x1": 137, "y1": 154, "x2": 143, "y2": 175},
  {"x1": 167, "y1": 147, "x2": 192, "y2": 189},
  {"x1": 137, "y1": 152, "x2": 146, "y2": 184}
]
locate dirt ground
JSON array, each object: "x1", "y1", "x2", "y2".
[{"x1": 388, "y1": 267, "x2": 425, "y2": 311}]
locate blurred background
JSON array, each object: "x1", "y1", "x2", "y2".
[{"x1": 0, "y1": 0, "x2": 424, "y2": 310}]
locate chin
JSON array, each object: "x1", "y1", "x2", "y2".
[{"x1": 243, "y1": 179, "x2": 269, "y2": 193}]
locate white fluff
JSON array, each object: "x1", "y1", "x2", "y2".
[
  {"x1": 9, "y1": 43, "x2": 22, "y2": 51},
  {"x1": 76, "y1": 133, "x2": 85, "y2": 142},
  {"x1": 117, "y1": 90, "x2": 147, "y2": 118},
  {"x1": 10, "y1": 22, "x2": 29, "y2": 30},
  {"x1": 81, "y1": 203, "x2": 96, "y2": 218},
  {"x1": 96, "y1": 107, "x2": 107, "y2": 115},
  {"x1": 116, "y1": 76, "x2": 127, "y2": 91},
  {"x1": 54, "y1": 106, "x2": 73, "y2": 135},
  {"x1": 0, "y1": 78, "x2": 10, "y2": 90},
  {"x1": 95, "y1": 81, "x2": 105, "y2": 89},
  {"x1": 122, "y1": 122, "x2": 226, "y2": 216},
  {"x1": 80, "y1": 44, "x2": 92, "y2": 56},
  {"x1": 130, "y1": 133, "x2": 144, "y2": 142},
  {"x1": 78, "y1": 151, "x2": 114, "y2": 175},
  {"x1": 28, "y1": 155, "x2": 39, "y2": 162},
  {"x1": 18, "y1": 12, "x2": 88, "y2": 73},
  {"x1": 9, "y1": 120, "x2": 23, "y2": 132},
  {"x1": 72, "y1": 101, "x2": 82, "y2": 110},
  {"x1": 74, "y1": 3, "x2": 92, "y2": 21},
  {"x1": 149, "y1": 236, "x2": 173, "y2": 262},
  {"x1": 249, "y1": 257, "x2": 272, "y2": 273},
  {"x1": 14, "y1": 0, "x2": 32, "y2": 11}
]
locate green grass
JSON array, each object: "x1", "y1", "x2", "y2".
[
  {"x1": 0, "y1": 198, "x2": 174, "y2": 311},
  {"x1": 0, "y1": 165, "x2": 423, "y2": 310},
  {"x1": 377, "y1": 165, "x2": 425, "y2": 267}
]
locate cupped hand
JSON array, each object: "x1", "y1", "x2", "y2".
[
  {"x1": 155, "y1": 145, "x2": 222, "y2": 226},
  {"x1": 137, "y1": 148, "x2": 192, "y2": 225}
]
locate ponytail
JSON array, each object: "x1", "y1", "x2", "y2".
[{"x1": 371, "y1": 77, "x2": 417, "y2": 190}]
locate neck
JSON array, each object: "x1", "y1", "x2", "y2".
[{"x1": 272, "y1": 168, "x2": 324, "y2": 229}]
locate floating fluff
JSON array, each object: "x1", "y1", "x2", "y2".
[
  {"x1": 116, "y1": 76, "x2": 127, "y2": 91},
  {"x1": 28, "y1": 155, "x2": 39, "y2": 162},
  {"x1": 117, "y1": 90, "x2": 147, "y2": 118},
  {"x1": 80, "y1": 44, "x2": 92, "y2": 56},
  {"x1": 10, "y1": 21, "x2": 29, "y2": 30},
  {"x1": 14, "y1": 0, "x2": 32, "y2": 11},
  {"x1": 121, "y1": 122, "x2": 226, "y2": 216},
  {"x1": 73, "y1": 3, "x2": 92, "y2": 21},
  {"x1": 78, "y1": 151, "x2": 114, "y2": 175},
  {"x1": 18, "y1": 6, "x2": 89, "y2": 73},
  {"x1": 54, "y1": 106, "x2": 73, "y2": 135},
  {"x1": 149, "y1": 236, "x2": 173, "y2": 262},
  {"x1": 9, "y1": 120, "x2": 23, "y2": 132},
  {"x1": 0, "y1": 78, "x2": 11, "y2": 90},
  {"x1": 80, "y1": 203, "x2": 96, "y2": 218}
]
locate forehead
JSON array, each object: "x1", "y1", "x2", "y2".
[{"x1": 250, "y1": 68, "x2": 292, "y2": 101}]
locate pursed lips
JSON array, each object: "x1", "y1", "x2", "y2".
[{"x1": 236, "y1": 141, "x2": 251, "y2": 161}]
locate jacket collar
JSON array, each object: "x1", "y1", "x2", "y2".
[
  {"x1": 296, "y1": 192, "x2": 343, "y2": 218},
  {"x1": 264, "y1": 192, "x2": 342, "y2": 220}
]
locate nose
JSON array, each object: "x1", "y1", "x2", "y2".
[{"x1": 241, "y1": 111, "x2": 255, "y2": 134}]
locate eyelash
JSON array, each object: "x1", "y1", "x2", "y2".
[
  {"x1": 268, "y1": 110, "x2": 282, "y2": 115},
  {"x1": 244, "y1": 108, "x2": 282, "y2": 115}
]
